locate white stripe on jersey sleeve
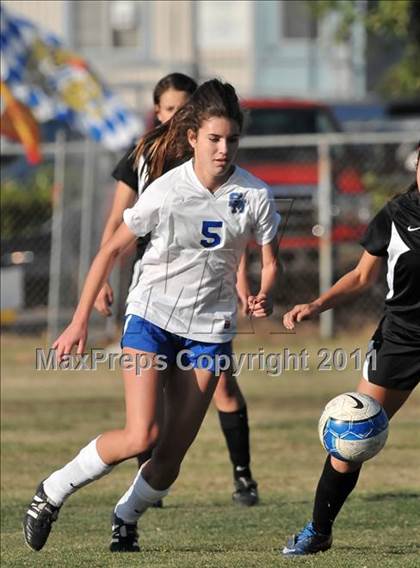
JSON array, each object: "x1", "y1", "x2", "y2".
[
  {"x1": 386, "y1": 222, "x2": 410, "y2": 300},
  {"x1": 137, "y1": 155, "x2": 148, "y2": 195}
]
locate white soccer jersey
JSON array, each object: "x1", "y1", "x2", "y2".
[{"x1": 123, "y1": 159, "x2": 280, "y2": 343}]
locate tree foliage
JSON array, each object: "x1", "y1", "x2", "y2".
[
  {"x1": 1, "y1": 166, "x2": 53, "y2": 239},
  {"x1": 308, "y1": 0, "x2": 420, "y2": 98}
]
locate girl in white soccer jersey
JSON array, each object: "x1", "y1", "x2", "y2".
[
  {"x1": 98, "y1": 73, "x2": 261, "y2": 506},
  {"x1": 281, "y1": 147, "x2": 420, "y2": 556},
  {"x1": 23, "y1": 79, "x2": 280, "y2": 553}
]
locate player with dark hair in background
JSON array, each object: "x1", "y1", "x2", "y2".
[
  {"x1": 95, "y1": 72, "x2": 260, "y2": 507},
  {"x1": 23, "y1": 79, "x2": 280, "y2": 553},
  {"x1": 281, "y1": 148, "x2": 420, "y2": 555}
]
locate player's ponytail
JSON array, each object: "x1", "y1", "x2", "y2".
[
  {"x1": 132, "y1": 79, "x2": 243, "y2": 187},
  {"x1": 132, "y1": 105, "x2": 194, "y2": 186}
]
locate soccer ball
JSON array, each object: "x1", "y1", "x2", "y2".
[{"x1": 318, "y1": 392, "x2": 389, "y2": 463}]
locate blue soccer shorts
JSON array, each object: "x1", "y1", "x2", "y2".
[{"x1": 121, "y1": 314, "x2": 232, "y2": 374}]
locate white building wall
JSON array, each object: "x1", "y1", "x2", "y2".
[
  {"x1": 152, "y1": 1, "x2": 194, "y2": 64},
  {"x1": 197, "y1": 1, "x2": 253, "y2": 97},
  {"x1": 253, "y1": 1, "x2": 366, "y2": 99},
  {"x1": 2, "y1": 0, "x2": 367, "y2": 109}
]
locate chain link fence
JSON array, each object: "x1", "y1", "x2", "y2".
[
  {"x1": 1, "y1": 135, "x2": 121, "y2": 341},
  {"x1": 239, "y1": 131, "x2": 417, "y2": 335},
  {"x1": 1, "y1": 132, "x2": 417, "y2": 340}
]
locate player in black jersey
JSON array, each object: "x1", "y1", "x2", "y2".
[
  {"x1": 281, "y1": 147, "x2": 420, "y2": 555},
  {"x1": 95, "y1": 73, "x2": 259, "y2": 507}
]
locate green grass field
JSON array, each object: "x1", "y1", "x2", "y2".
[{"x1": 1, "y1": 325, "x2": 419, "y2": 567}]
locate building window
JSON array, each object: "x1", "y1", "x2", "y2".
[
  {"x1": 282, "y1": 0, "x2": 317, "y2": 39},
  {"x1": 109, "y1": 1, "x2": 141, "y2": 47}
]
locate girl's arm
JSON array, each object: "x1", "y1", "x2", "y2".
[
  {"x1": 236, "y1": 251, "x2": 251, "y2": 315},
  {"x1": 100, "y1": 181, "x2": 137, "y2": 246},
  {"x1": 53, "y1": 223, "x2": 137, "y2": 360},
  {"x1": 94, "y1": 181, "x2": 137, "y2": 316},
  {"x1": 283, "y1": 250, "x2": 382, "y2": 330},
  {"x1": 248, "y1": 239, "x2": 279, "y2": 318}
]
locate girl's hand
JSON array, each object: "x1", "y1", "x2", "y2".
[
  {"x1": 248, "y1": 293, "x2": 273, "y2": 318},
  {"x1": 283, "y1": 302, "x2": 321, "y2": 330},
  {"x1": 52, "y1": 321, "x2": 88, "y2": 363},
  {"x1": 94, "y1": 282, "x2": 114, "y2": 317},
  {"x1": 237, "y1": 291, "x2": 250, "y2": 316}
]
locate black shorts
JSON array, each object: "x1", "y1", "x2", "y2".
[{"x1": 363, "y1": 319, "x2": 420, "y2": 391}]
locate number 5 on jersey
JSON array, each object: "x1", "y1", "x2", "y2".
[{"x1": 200, "y1": 221, "x2": 224, "y2": 248}]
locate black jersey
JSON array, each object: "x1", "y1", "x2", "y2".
[
  {"x1": 360, "y1": 190, "x2": 420, "y2": 342},
  {"x1": 111, "y1": 146, "x2": 150, "y2": 258},
  {"x1": 111, "y1": 145, "x2": 138, "y2": 192}
]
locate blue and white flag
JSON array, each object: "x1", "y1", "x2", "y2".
[{"x1": 0, "y1": 5, "x2": 142, "y2": 150}]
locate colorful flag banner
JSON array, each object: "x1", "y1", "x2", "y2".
[
  {"x1": 1, "y1": 80, "x2": 41, "y2": 164},
  {"x1": 0, "y1": 5, "x2": 142, "y2": 154}
]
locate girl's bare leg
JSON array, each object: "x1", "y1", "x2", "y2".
[
  {"x1": 24, "y1": 349, "x2": 168, "y2": 551},
  {"x1": 97, "y1": 348, "x2": 168, "y2": 464},
  {"x1": 42, "y1": 349, "x2": 167, "y2": 505},
  {"x1": 143, "y1": 366, "x2": 219, "y2": 488},
  {"x1": 213, "y1": 371, "x2": 245, "y2": 411},
  {"x1": 113, "y1": 365, "x2": 219, "y2": 524}
]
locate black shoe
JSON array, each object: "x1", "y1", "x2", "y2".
[
  {"x1": 282, "y1": 521, "x2": 332, "y2": 555},
  {"x1": 151, "y1": 499, "x2": 163, "y2": 508},
  {"x1": 110, "y1": 514, "x2": 140, "y2": 552},
  {"x1": 23, "y1": 482, "x2": 61, "y2": 551},
  {"x1": 232, "y1": 476, "x2": 259, "y2": 507}
]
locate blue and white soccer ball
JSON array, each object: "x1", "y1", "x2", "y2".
[{"x1": 318, "y1": 392, "x2": 389, "y2": 463}]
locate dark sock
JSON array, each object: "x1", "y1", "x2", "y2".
[
  {"x1": 136, "y1": 449, "x2": 153, "y2": 470},
  {"x1": 312, "y1": 456, "x2": 361, "y2": 535},
  {"x1": 218, "y1": 405, "x2": 252, "y2": 480}
]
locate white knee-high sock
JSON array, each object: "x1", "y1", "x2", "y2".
[
  {"x1": 114, "y1": 464, "x2": 169, "y2": 523},
  {"x1": 43, "y1": 438, "x2": 113, "y2": 507}
]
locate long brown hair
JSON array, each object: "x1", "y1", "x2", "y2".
[{"x1": 133, "y1": 79, "x2": 243, "y2": 187}]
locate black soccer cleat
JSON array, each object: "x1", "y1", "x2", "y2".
[
  {"x1": 23, "y1": 482, "x2": 61, "y2": 551},
  {"x1": 232, "y1": 476, "x2": 259, "y2": 507},
  {"x1": 110, "y1": 514, "x2": 140, "y2": 552}
]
